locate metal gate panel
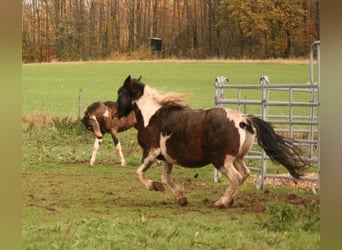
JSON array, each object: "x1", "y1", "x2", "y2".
[{"x1": 214, "y1": 41, "x2": 320, "y2": 194}]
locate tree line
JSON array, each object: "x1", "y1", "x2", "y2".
[{"x1": 22, "y1": 0, "x2": 320, "y2": 62}]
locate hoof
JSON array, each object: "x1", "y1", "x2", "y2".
[
  {"x1": 120, "y1": 158, "x2": 127, "y2": 167},
  {"x1": 212, "y1": 203, "x2": 228, "y2": 209},
  {"x1": 178, "y1": 197, "x2": 188, "y2": 206},
  {"x1": 213, "y1": 199, "x2": 234, "y2": 209},
  {"x1": 152, "y1": 182, "x2": 165, "y2": 191}
]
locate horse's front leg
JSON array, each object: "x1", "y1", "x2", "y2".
[
  {"x1": 161, "y1": 162, "x2": 188, "y2": 206},
  {"x1": 137, "y1": 149, "x2": 164, "y2": 191},
  {"x1": 90, "y1": 138, "x2": 102, "y2": 167},
  {"x1": 110, "y1": 131, "x2": 126, "y2": 167}
]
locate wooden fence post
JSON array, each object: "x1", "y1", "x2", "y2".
[{"x1": 78, "y1": 88, "x2": 83, "y2": 121}]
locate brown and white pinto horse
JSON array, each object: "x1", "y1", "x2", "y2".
[
  {"x1": 81, "y1": 101, "x2": 136, "y2": 167},
  {"x1": 116, "y1": 75, "x2": 308, "y2": 208}
]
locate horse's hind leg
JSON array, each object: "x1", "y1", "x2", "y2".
[
  {"x1": 161, "y1": 162, "x2": 188, "y2": 206},
  {"x1": 90, "y1": 138, "x2": 102, "y2": 167},
  {"x1": 137, "y1": 149, "x2": 165, "y2": 192},
  {"x1": 213, "y1": 155, "x2": 243, "y2": 209},
  {"x1": 115, "y1": 141, "x2": 126, "y2": 166},
  {"x1": 233, "y1": 158, "x2": 251, "y2": 184},
  {"x1": 111, "y1": 131, "x2": 126, "y2": 167}
]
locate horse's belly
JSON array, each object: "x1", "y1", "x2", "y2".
[
  {"x1": 160, "y1": 133, "x2": 210, "y2": 167},
  {"x1": 176, "y1": 158, "x2": 211, "y2": 168}
]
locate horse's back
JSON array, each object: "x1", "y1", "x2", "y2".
[
  {"x1": 103, "y1": 101, "x2": 117, "y2": 108},
  {"x1": 103, "y1": 101, "x2": 118, "y2": 117}
]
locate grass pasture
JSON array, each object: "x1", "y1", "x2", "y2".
[
  {"x1": 22, "y1": 60, "x2": 320, "y2": 249},
  {"x1": 22, "y1": 60, "x2": 312, "y2": 117}
]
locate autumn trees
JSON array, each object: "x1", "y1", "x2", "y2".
[
  {"x1": 22, "y1": 0, "x2": 319, "y2": 62},
  {"x1": 221, "y1": 0, "x2": 319, "y2": 58}
]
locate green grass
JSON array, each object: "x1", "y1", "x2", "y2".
[
  {"x1": 22, "y1": 61, "x2": 311, "y2": 116},
  {"x1": 23, "y1": 161, "x2": 319, "y2": 249},
  {"x1": 22, "y1": 61, "x2": 319, "y2": 249}
]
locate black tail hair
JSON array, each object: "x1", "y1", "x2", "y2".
[{"x1": 248, "y1": 115, "x2": 308, "y2": 178}]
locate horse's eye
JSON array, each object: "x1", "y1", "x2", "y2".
[{"x1": 87, "y1": 126, "x2": 92, "y2": 131}]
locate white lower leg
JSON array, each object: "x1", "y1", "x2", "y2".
[
  {"x1": 136, "y1": 149, "x2": 162, "y2": 191},
  {"x1": 136, "y1": 164, "x2": 154, "y2": 190},
  {"x1": 115, "y1": 142, "x2": 126, "y2": 166},
  {"x1": 214, "y1": 156, "x2": 242, "y2": 208},
  {"x1": 234, "y1": 158, "x2": 251, "y2": 184},
  {"x1": 161, "y1": 162, "x2": 185, "y2": 201},
  {"x1": 90, "y1": 138, "x2": 102, "y2": 166}
]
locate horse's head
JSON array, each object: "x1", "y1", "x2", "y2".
[
  {"x1": 116, "y1": 75, "x2": 144, "y2": 118},
  {"x1": 81, "y1": 108, "x2": 104, "y2": 140}
]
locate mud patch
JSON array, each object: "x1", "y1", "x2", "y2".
[{"x1": 234, "y1": 189, "x2": 320, "y2": 214}]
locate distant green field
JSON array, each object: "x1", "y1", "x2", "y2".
[{"x1": 22, "y1": 61, "x2": 311, "y2": 117}]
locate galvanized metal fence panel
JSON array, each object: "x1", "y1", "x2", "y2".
[{"x1": 213, "y1": 41, "x2": 320, "y2": 194}]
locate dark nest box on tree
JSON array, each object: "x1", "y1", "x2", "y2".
[{"x1": 151, "y1": 37, "x2": 162, "y2": 52}]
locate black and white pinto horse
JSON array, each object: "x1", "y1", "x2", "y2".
[
  {"x1": 81, "y1": 101, "x2": 136, "y2": 167},
  {"x1": 116, "y1": 76, "x2": 308, "y2": 208}
]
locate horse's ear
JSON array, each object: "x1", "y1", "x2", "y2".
[
  {"x1": 137, "y1": 75, "x2": 142, "y2": 81},
  {"x1": 123, "y1": 75, "x2": 132, "y2": 88}
]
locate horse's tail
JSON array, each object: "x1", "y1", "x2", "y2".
[{"x1": 247, "y1": 115, "x2": 308, "y2": 179}]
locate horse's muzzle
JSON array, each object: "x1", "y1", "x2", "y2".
[{"x1": 94, "y1": 130, "x2": 103, "y2": 140}]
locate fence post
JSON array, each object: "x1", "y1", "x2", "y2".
[
  {"x1": 78, "y1": 88, "x2": 83, "y2": 121},
  {"x1": 213, "y1": 76, "x2": 228, "y2": 182}
]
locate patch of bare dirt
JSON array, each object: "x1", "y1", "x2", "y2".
[
  {"x1": 71, "y1": 159, "x2": 123, "y2": 165},
  {"x1": 234, "y1": 189, "x2": 320, "y2": 214},
  {"x1": 247, "y1": 173, "x2": 319, "y2": 191}
]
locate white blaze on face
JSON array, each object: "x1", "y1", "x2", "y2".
[
  {"x1": 160, "y1": 133, "x2": 177, "y2": 164},
  {"x1": 135, "y1": 85, "x2": 162, "y2": 127},
  {"x1": 91, "y1": 115, "x2": 103, "y2": 138},
  {"x1": 224, "y1": 108, "x2": 247, "y2": 154}
]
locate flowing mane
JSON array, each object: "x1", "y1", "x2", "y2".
[{"x1": 147, "y1": 85, "x2": 188, "y2": 109}]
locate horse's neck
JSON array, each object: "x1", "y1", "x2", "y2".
[
  {"x1": 135, "y1": 88, "x2": 161, "y2": 127},
  {"x1": 116, "y1": 111, "x2": 136, "y2": 131}
]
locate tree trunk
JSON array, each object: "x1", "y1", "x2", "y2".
[{"x1": 152, "y1": 0, "x2": 158, "y2": 37}]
